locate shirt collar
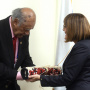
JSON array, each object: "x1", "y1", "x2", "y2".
[{"x1": 9, "y1": 16, "x2": 14, "y2": 38}]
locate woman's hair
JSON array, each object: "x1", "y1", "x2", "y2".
[{"x1": 64, "y1": 13, "x2": 90, "y2": 42}]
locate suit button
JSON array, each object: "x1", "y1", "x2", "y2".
[{"x1": 5, "y1": 85, "x2": 8, "y2": 88}]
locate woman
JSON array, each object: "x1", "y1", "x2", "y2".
[{"x1": 28, "y1": 13, "x2": 90, "y2": 90}]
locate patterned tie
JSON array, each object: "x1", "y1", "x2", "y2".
[{"x1": 13, "y1": 37, "x2": 17, "y2": 63}]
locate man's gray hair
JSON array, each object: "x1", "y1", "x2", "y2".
[{"x1": 12, "y1": 8, "x2": 24, "y2": 25}]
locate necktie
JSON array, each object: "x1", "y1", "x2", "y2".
[{"x1": 13, "y1": 37, "x2": 17, "y2": 63}]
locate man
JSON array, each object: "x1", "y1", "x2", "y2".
[{"x1": 0, "y1": 7, "x2": 36, "y2": 90}]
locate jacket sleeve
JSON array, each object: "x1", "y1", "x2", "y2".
[
  {"x1": 21, "y1": 35, "x2": 35, "y2": 68},
  {"x1": 40, "y1": 43, "x2": 89, "y2": 87}
]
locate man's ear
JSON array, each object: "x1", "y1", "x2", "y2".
[{"x1": 13, "y1": 18, "x2": 19, "y2": 27}]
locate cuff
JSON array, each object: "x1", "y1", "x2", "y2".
[{"x1": 16, "y1": 71, "x2": 23, "y2": 80}]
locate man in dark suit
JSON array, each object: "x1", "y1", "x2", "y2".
[{"x1": 0, "y1": 7, "x2": 36, "y2": 90}]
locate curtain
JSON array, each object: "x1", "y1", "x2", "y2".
[{"x1": 55, "y1": 0, "x2": 74, "y2": 90}]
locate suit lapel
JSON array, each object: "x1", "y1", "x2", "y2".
[
  {"x1": 4, "y1": 17, "x2": 14, "y2": 67},
  {"x1": 4, "y1": 16, "x2": 23, "y2": 69}
]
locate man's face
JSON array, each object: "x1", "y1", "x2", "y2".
[{"x1": 13, "y1": 17, "x2": 36, "y2": 38}]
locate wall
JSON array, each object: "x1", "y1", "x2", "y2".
[
  {"x1": 18, "y1": 0, "x2": 57, "y2": 90},
  {"x1": 0, "y1": 0, "x2": 57, "y2": 90},
  {"x1": 0, "y1": 0, "x2": 90, "y2": 90},
  {"x1": 72, "y1": 0, "x2": 90, "y2": 22}
]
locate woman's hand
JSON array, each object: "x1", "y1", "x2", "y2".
[{"x1": 26, "y1": 74, "x2": 40, "y2": 82}]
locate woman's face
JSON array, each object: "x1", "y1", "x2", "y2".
[{"x1": 63, "y1": 25, "x2": 68, "y2": 40}]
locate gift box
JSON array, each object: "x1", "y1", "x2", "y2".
[{"x1": 21, "y1": 66, "x2": 62, "y2": 79}]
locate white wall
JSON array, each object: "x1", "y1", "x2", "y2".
[
  {"x1": 72, "y1": 0, "x2": 90, "y2": 23},
  {"x1": 0, "y1": 0, "x2": 57, "y2": 90},
  {"x1": 18, "y1": 0, "x2": 57, "y2": 90},
  {"x1": 0, "y1": 0, "x2": 90, "y2": 90}
]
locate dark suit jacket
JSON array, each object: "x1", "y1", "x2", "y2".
[
  {"x1": 0, "y1": 16, "x2": 34, "y2": 90},
  {"x1": 40, "y1": 39, "x2": 90, "y2": 90}
]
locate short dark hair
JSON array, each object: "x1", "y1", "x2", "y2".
[{"x1": 64, "y1": 13, "x2": 90, "y2": 42}]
